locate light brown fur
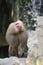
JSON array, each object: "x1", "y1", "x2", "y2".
[{"x1": 6, "y1": 20, "x2": 28, "y2": 57}]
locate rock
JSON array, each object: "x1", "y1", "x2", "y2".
[
  {"x1": 27, "y1": 30, "x2": 38, "y2": 57},
  {"x1": 0, "y1": 57, "x2": 26, "y2": 65},
  {"x1": 37, "y1": 16, "x2": 43, "y2": 56}
]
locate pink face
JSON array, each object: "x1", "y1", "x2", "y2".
[{"x1": 15, "y1": 23, "x2": 22, "y2": 29}]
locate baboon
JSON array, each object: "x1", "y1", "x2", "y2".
[{"x1": 6, "y1": 20, "x2": 28, "y2": 57}]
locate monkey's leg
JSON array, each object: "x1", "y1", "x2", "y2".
[
  {"x1": 8, "y1": 44, "x2": 14, "y2": 57},
  {"x1": 18, "y1": 43, "x2": 24, "y2": 57},
  {"x1": 7, "y1": 35, "x2": 18, "y2": 56},
  {"x1": 18, "y1": 31, "x2": 28, "y2": 57},
  {"x1": 9, "y1": 44, "x2": 19, "y2": 57}
]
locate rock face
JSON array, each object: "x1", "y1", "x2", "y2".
[
  {"x1": 26, "y1": 16, "x2": 43, "y2": 65},
  {"x1": 26, "y1": 30, "x2": 38, "y2": 65},
  {"x1": 27, "y1": 30, "x2": 38, "y2": 57},
  {"x1": 37, "y1": 16, "x2": 43, "y2": 56},
  {"x1": 0, "y1": 57, "x2": 26, "y2": 65}
]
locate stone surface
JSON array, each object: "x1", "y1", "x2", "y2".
[
  {"x1": 37, "y1": 16, "x2": 43, "y2": 26},
  {"x1": 37, "y1": 16, "x2": 43, "y2": 56},
  {"x1": 27, "y1": 30, "x2": 38, "y2": 57},
  {"x1": 0, "y1": 57, "x2": 26, "y2": 65},
  {"x1": 26, "y1": 28, "x2": 43, "y2": 65}
]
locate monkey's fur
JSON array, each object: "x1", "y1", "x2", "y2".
[{"x1": 6, "y1": 20, "x2": 28, "y2": 57}]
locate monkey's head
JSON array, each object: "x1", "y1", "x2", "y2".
[
  {"x1": 14, "y1": 20, "x2": 26, "y2": 34},
  {"x1": 15, "y1": 22, "x2": 22, "y2": 31}
]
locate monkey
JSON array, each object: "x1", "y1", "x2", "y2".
[{"x1": 5, "y1": 20, "x2": 28, "y2": 57}]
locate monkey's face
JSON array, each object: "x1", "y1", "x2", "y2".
[
  {"x1": 15, "y1": 21, "x2": 26, "y2": 34},
  {"x1": 15, "y1": 23, "x2": 22, "y2": 31}
]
